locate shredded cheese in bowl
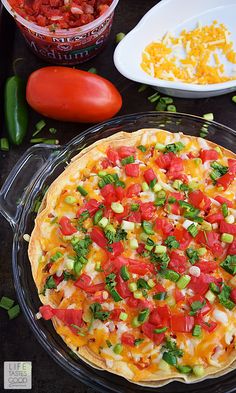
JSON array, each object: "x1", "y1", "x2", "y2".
[{"x1": 141, "y1": 21, "x2": 236, "y2": 85}]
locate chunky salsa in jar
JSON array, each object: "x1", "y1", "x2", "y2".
[{"x1": 9, "y1": 0, "x2": 112, "y2": 29}]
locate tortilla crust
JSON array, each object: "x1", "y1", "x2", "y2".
[{"x1": 28, "y1": 128, "x2": 236, "y2": 386}]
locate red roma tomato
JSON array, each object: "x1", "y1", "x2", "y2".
[
  {"x1": 59, "y1": 216, "x2": 77, "y2": 236},
  {"x1": 26, "y1": 67, "x2": 122, "y2": 123}
]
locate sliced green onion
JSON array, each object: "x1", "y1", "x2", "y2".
[
  {"x1": 137, "y1": 145, "x2": 147, "y2": 152},
  {"x1": 205, "y1": 290, "x2": 216, "y2": 304},
  {"x1": 221, "y1": 203, "x2": 228, "y2": 218},
  {"x1": 120, "y1": 265, "x2": 130, "y2": 281},
  {"x1": 0, "y1": 137, "x2": 9, "y2": 151},
  {"x1": 129, "y1": 238, "x2": 139, "y2": 249},
  {"x1": 74, "y1": 260, "x2": 83, "y2": 276},
  {"x1": 156, "y1": 101, "x2": 167, "y2": 111},
  {"x1": 200, "y1": 126, "x2": 208, "y2": 138},
  {"x1": 33, "y1": 119, "x2": 46, "y2": 136},
  {"x1": 203, "y1": 113, "x2": 214, "y2": 121},
  {"x1": 155, "y1": 245, "x2": 167, "y2": 254},
  {"x1": 94, "y1": 209, "x2": 103, "y2": 225},
  {"x1": 128, "y1": 282, "x2": 137, "y2": 292},
  {"x1": 109, "y1": 288, "x2": 123, "y2": 302},
  {"x1": 49, "y1": 127, "x2": 57, "y2": 134},
  {"x1": 98, "y1": 217, "x2": 109, "y2": 228},
  {"x1": 209, "y1": 282, "x2": 220, "y2": 294},
  {"x1": 50, "y1": 251, "x2": 63, "y2": 262},
  {"x1": 149, "y1": 178, "x2": 157, "y2": 189},
  {"x1": 0, "y1": 296, "x2": 14, "y2": 310},
  {"x1": 106, "y1": 340, "x2": 112, "y2": 347},
  {"x1": 173, "y1": 179, "x2": 182, "y2": 190},
  {"x1": 160, "y1": 97, "x2": 173, "y2": 104},
  {"x1": 167, "y1": 104, "x2": 176, "y2": 112},
  {"x1": 142, "y1": 182, "x2": 149, "y2": 191},
  {"x1": 153, "y1": 292, "x2": 167, "y2": 300},
  {"x1": 134, "y1": 290, "x2": 143, "y2": 299},
  {"x1": 176, "y1": 365, "x2": 192, "y2": 374},
  {"x1": 64, "y1": 196, "x2": 76, "y2": 204},
  {"x1": 192, "y1": 324, "x2": 202, "y2": 337},
  {"x1": 137, "y1": 308, "x2": 150, "y2": 323},
  {"x1": 198, "y1": 247, "x2": 207, "y2": 256},
  {"x1": 131, "y1": 316, "x2": 141, "y2": 327},
  {"x1": 153, "y1": 327, "x2": 168, "y2": 334},
  {"x1": 221, "y1": 233, "x2": 234, "y2": 243},
  {"x1": 77, "y1": 185, "x2": 88, "y2": 196},
  {"x1": 87, "y1": 67, "x2": 97, "y2": 74},
  {"x1": 111, "y1": 202, "x2": 124, "y2": 213},
  {"x1": 30, "y1": 138, "x2": 59, "y2": 144},
  {"x1": 105, "y1": 223, "x2": 116, "y2": 234},
  {"x1": 138, "y1": 84, "x2": 147, "y2": 93},
  {"x1": 147, "y1": 279, "x2": 155, "y2": 288},
  {"x1": 148, "y1": 92, "x2": 160, "y2": 103},
  {"x1": 113, "y1": 343, "x2": 123, "y2": 354},
  {"x1": 162, "y1": 352, "x2": 177, "y2": 366},
  {"x1": 162, "y1": 269, "x2": 180, "y2": 282},
  {"x1": 116, "y1": 32, "x2": 125, "y2": 43},
  {"x1": 192, "y1": 365, "x2": 204, "y2": 377},
  {"x1": 225, "y1": 215, "x2": 234, "y2": 224},
  {"x1": 95, "y1": 262, "x2": 102, "y2": 272},
  {"x1": 140, "y1": 232, "x2": 148, "y2": 242},
  {"x1": 142, "y1": 221, "x2": 154, "y2": 235},
  {"x1": 131, "y1": 203, "x2": 139, "y2": 211},
  {"x1": 155, "y1": 142, "x2": 165, "y2": 151},
  {"x1": 119, "y1": 312, "x2": 128, "y2": 321},
  {"x1": 232, "y1": 95, "x2": 236, "y2": 104},
  {"x1": 153, "y1": 183, "x2": 162, "y2": 192},
  {"x1": 177, "y1": 275, "x2": 191, "y2": 289},
  {"x1": 134, "y1": 338, "x2": 144, "y2": 346},
  {"x1": 166, "y1": 295, "x2": 176, "y2": 307},
  {"x1": 187, "y1": 223, "x2": 198, "y2": 237},
  {"x1": 121, "y1": 220, "x2": 135, "y2": 231},
  {"x1": 121, "y1": 155, "x2": 135, "y2": 166},
  {"x1": 8, "y1": 304, "x2": 20, "y2": 320}
]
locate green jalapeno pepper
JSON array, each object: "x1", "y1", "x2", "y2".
[{"x1": 4, "y1": 76, "x2": 28, "y2": 145}]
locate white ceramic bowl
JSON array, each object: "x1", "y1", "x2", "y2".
[{"x1": 114, "y1": 0, "x2": 236, "y2": 98}]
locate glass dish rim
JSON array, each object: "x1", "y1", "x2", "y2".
[{"x1": 10, "y1": 111, "x2": 236, "y2": 392}]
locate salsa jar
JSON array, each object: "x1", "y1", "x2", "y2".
[{"x1": 2, "y1": 0, "x2": 119, "y2": 65}]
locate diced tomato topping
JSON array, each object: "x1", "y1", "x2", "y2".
[
  {"x1": 188, "y1": 295, "x2": 211, "y2": 316},
  {"x1": 101, "y1": 159, "x2": 109, "y2": 169},
  {"x1": 59, "y1": 216, "x2": 77, "y2": 236},
  {"x1": 136, "y1": 242, "x2": 145, "y2": 254},
  {"x1": 219, "y1": 221, "x2": 236, "y2": 235},
  {"x1": 214, "y1": 195, "x2": 233, "y2": 208},
  {"x1": 216, "y1": 173, "x2": 234, "y2": 190},
  {"x1": 125, "y1": 163, "x2": 139, "y2": 177},
  {"x1": 53, "y1": 274, "x2": 63, "y2": 286},
  {"x1": 155, "y1": 152, "x2": 175, "y2": 169},
  {"x1": 228, "y1": 158, "x2": 236, "y2": 174},
  {"x1": 126, "y1": 183, "x2": 142, "y2": 197},
  {"x1": 90, "y1": 227, "x2": 107, "y2": 249},
  {"x1": 74, "y1": 273, "x2": 91, "y2": 290},
  {"x1": 156, "y1": 218, "x2": 173, "y2": 236},
  {"x1": 156, "y1": 305, "x2": 171, "y2": 327},
  {"x1": 171, "y1": 314, "x2": 194, "y2": 333},
  {"x1": 196, "y1": 231, "x2": 224, "y2": 257},
  {"x1": 143, "y1": 168, "x2": 157, "y2": 184},
  {"x1": 188, "y1": 273, "x2": 215, "y2": 295},
  {"x1": 142, "y1": 322, "x2": 165, "y2": 345},
  {"x1": 154, "y1": 283, "x2": 166, "y2": 294},
  {"x1": 113, "y1": 204, "x2": 130, "y2": 223},
  {"x1": 172, "y1": 228, "x2": 191, "y2": 250},
  {"x1": 128, "y1": 211, "x2": 142, "y2": 223},
  {"x1": 174, "y1": 288, "x2": 185, "y2": 303},
  {"x1": 40, "y1": 305, "x2": 83, "y2": 329},
  {"x1": 168, "y1": 251, "x2": 188, "y2": 274},
  {"x1": 116, "y1": 275, "x2": 131, "y2": 298},
  {"x1": 167, "y1": 157, "x2": 184, "y2": 179},
  {"x1": 199, "y1": 149, "x2": 219, "y2": 163},
  {"x1": 101, "y1": 184, "x2": 117, "y2": 204},
  {"x1": 228, "y1": 239, "x2": 236, "y2": 255},
  {"x1": 121, "y1": 332, "x2": 135, "y2": 347},
  {"x1": 138, "y1": 299, "x2": 154, "y2": 311},
  {"x1": 206, "y1": 212, "x2": 224, "y2": 223},
  {"x1": 108, "y1": 241, "x2": 124, "y2": 257},
  {"x1": 195, "y1": 260, "x2": 217, "y2": 273},
  {"x1": 117, "y1": 146, "x2": 136, "y2": 159},
  {"x1": 189, "y1": 190, "x2": 211, "y2": 211},
  {"x1": 140, "y1": 202, "x2": 156, "y2": 220},
  {"x1": 110, "y1": 308, "x2": 123, "y2": 321},
  {"x1": 230, "y1": 288, "x2": 236, "y2": 303},
  {"x1": 39, "y1": 305, "x2": 55, "y2": 320},
  {"x1": 126, "y1": 296, "x2": 139, "y2": 308},
  {"x1": 195, "y1": 316, "x2": 217, "y2": 332},
  {"x1": 128, "y1": 259, "x2": 154, "y2": 275},
  {"x1": 149, "y1": 309, "x2": 162, "y2": 325},
  {"x1": 106, "y1": 148, "x2": 119, "y2": 166},
  {"x1": 86, "y1": 283, "x2": 105, "y2": 294},
  {"x1": 77, "y1": 199, "x2": 101, "y2": 217},
  {"x1": 115, "y1": 186, "x2": 125, "y2": 201}
]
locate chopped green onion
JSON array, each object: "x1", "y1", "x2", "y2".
[
  {"x1": 8, "y1": 304, "x2": 20, "y2": 320},
  {"x1": 128, "y1": 282, "x2": 137, "y2": 292},
  {"x1": 165, "y1": 142, "x2": 184, "y2": 154},
  {"x1": 98, "y1": 217, "x2": 109, "y2": 228},
  {"x1": 87, "y1": 67, "x2": 97, "y2": 74},
  {"x1": 106, "y1": 340, "x2": 112, "y2": 347},
  {"x1": 160, "y1": 97, "x2": 173, "y2": 104},
  {"x1": 153, "y1": 327, "x2": 168, "y2": 334},
  {"x1": 155, "y1": 143, "x2": 165, "y2": 151},
  {"x1": 166, "y1": 295, "x2": 176, "y2": 307},
  {"x1": 189, "y1": 300, "x2": 206, "y2": 315},
  {"x1": 137, "y1": 308, "x2": 150, "y2": 323},
  {"x1": 177, "y1": 275, "x2": 191, "y2": 289},
  {"x1": 167, "y1": 104, "x2": 176, "y2": 112},
  {"x1": 142, "y1": 182, "x2": 149, "y2": 191},
  {"x1": 30, "y1": 138, "x2": 59, "y2": 144},
  {"x1": 198, "y1": 247, "x2": 207, "y2": 256},
  {"x1": 74, "y1": 260, "x2": 83, "y2": 276},
  {"x1": 129, "y1": 238, "x2": 139, "y2": 249},
  {"x1": 121, "y1": 155, "x2": 135, "y2": 166},
  {"x1": 209, "y1": 282, "x2": 220, "y2": 294},
  {"x1": 153, "y1": 292, "x2": 167, "y2": 300},
  {"x1": 200, "y1": 126, "x2": 208, "y2": 138},
  {"x1": 148, "y1": 92, "x2": 160, "y2": 103},
  {"x1": 111, "y1": 202, "x2": 124, "y2": 213},
  {"x1": 192, "y1": 324, "x2": 202, "y2": 337},
  {"x1": 50, "y1": 251, "x2": 63, "y2": 262},
  {"x1": 222, "y1": 203, "x2": 228, "y2": 218},
  {"x1": 137, "y1": 145, "x2": 146, "y2": 152},
  {"x1": 165, "y1": 236, "x2": 179, "y2": 249},
  {"x1": 225, "y1": 215, "x2": 234, "y2": 224},
  {"x1": 176, "y1": 365, "x2": 192, "y2": 374},
  {"x1": 203, "y1": 113, "x2": 214, "y2": 121},
  {"x1": 119, "y1": 312, "x2": 128, "y2": 321},
  {"x1": 121, "y1": 220, "x2": 135, "y2": 231},
  {"x1": 94, "y1": 209, "x2": 103, "y2": 225},
  {"x1": 156, "y1": 101, "x2": 167, "y2": 111},
  {"x1": 120, "y1": 265, "x2": 130, "y2": 281},
  {"x1": 113, "y1": 343, "x2": 123, "y2": 354},
  {"x1": 155, "y1": 245, "x2": 167, "y2": 254},
  {"x1": 192, "y1": 365, "x2": 204, "y2": 377},
  {"x1": 131, "y1": 316, "x2": 141, "y2": 327},
  {"x1": 33, "y1": 119, "x2": 46, "y2": 136},
  {"x1": 142, "y1": 221, "x2": 154, "y2": 235},
  {"x1": 153, "y1": 183, "x2": 162, "y2": 192},
  {"x1": 140, "y1": 232, "x2": 148, "y2": 242},
  {"x1": 64, "y1": 196, "x2": 76, "y2": 204},
  {"x1": 109, "y1": 288, "x2": 123, "y2": 302},
  {"x1": 49, "y1": 127, "x2": 57, "y2": 134},
  {"x1": 232, "y1": 96, "x2": 236, "y2": 104},
  {"x1": 134, "y1": 338, "x2": 144, "y2": 346},
  {"x1": 162, "y1": 269, "x2": 180, "y2": 282},
  {"x1": 149, "y1": 178, "x2": 157, "y2": 189},
  {"x1": 134, "y1": 290, "x2": 143, "y2": 299},
  {"x1": 95, "y1": 262, "x2": 102, "y2": 272},
  {"x1": 138, "y1": 84, "x2": 147, "y2": 93},
  {"x1": 220, "y1": 255, "x2": 236, "y2": 275},
  {"x1": 0, "y1": 137, "x2": 9, "y2": 151},
  {"x1": 205, "y1": 290, "x2": 216, "y2": 304},
  {"x1": 116, "y1": 32, "x2": 125, "y2": 43},
  {"x1": 147, "y1": 279, "x2": 155, "y2": 288},
  {"x1": 221, "y1": 233, "x2": 234, "y2": 243},
  {"x1": 77, "y1": 186, "x2": 88, "y2": 196},
  {"x1": 218, "y1": 284, "x2": 235, "y2": 310},
  {"x1": 0, "y1": 296, "x2": 14, "y2": 310},
  {"x1": 131, "y1": 203, "x2": 139, "y2": 211},
  {"x1": 105, "y1": 223, "x2": 116, "y2": 234},
  {"x1": 162, "y1": 352, "x2": 177, "y2": 366},
  {"x1": 187, "y1": 223, "x2": 198, "y2": 237}
]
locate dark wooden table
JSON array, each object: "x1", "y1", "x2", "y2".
[{"x1": 1, "y1": 1, "x2": 236, "y2": 392}]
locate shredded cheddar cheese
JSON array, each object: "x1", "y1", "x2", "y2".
[{"x1": 141, "y1": 21, "x2": 236, "y2": 84}]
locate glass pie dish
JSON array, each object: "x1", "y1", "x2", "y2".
[{"x1": 0, "y1": 112, "x2": 236, "y2": 393}]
